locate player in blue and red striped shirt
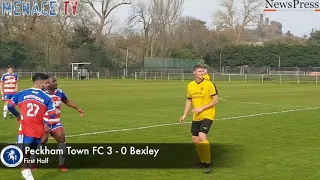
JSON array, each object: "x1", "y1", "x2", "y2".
[
  {"x1": 8, "y1": 73, "x2": 56, "y2": 180},
  {"x1": 0, "y1": 65, "x2": 19, "y2": 119},
  {"x1": 30, "y1": 76, "x2": 84, "y2": 172}
]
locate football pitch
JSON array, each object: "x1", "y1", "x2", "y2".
[{"x1": 0, "y1": 79, "x2": 320, "y2": 180}]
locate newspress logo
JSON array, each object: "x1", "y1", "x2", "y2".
[
  {"x1": 264, "y1": 0, "x2": 320, "y2": 12},
  {"x1": 0, "y1": 145, "x2": 23, "y2": 168}
]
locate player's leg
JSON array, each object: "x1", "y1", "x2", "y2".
[
  {"x1": 30, "y1": 124, "x2": 50, "y2": 171},
  {"x1": 3, "y1": 94, "x2": 14, "y2": 119},
  {"x1": 3, "y1": 95, "x2": 8, "y2": 119},
  {"x1": 50, "y1": 122, "x2": 68, "y2": 172},
  {"x1": 198, "y1": 119, "x2": 214, "y2": 173},
  {"x1": 191, "y1": 121, "x2": 205, "y2": 167},
  {"x1": 8, "y1": 94, "x2": 13, "y2": 118},
  {"x1": 8, "y1": 102, "x2": 13, "y2": 118},
  {"x1": 41, "y1": 124, "x2": 50, "y2": 144},
  {"x1": 17, "y1": 134, "x2": 38, "y2": 180}
]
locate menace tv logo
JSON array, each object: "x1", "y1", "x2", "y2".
[
  {"x1": 264, "y1": 0, "x2": 320, "y2": 12},
  {"x1": 0, "y1": 145, "x2": 23, "y2": 168},
  {"x1": 1, "y1": 0, "x2": 79, "y2": 16}
]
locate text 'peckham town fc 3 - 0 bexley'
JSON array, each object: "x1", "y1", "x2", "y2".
[
  {"x1": 24, "y1": 145, "x2": 160, "y2": 158},
  {"x1": 0, "y1": 0, "x2": 78, "y2": 16}
]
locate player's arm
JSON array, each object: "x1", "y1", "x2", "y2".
[
  {"x1": 46, "y1": 97, "x2": 57, "y2": 119},
  {"x1": 180, "y1": 88, "x2": 192, "y2": 123},
  {"x1": 0, "y1": 75, "x2": 4, "y2": 95},
  {"x1": 0, "y1": 82, "x2": 3, "y2": 95},
  {"x1": 203, "y1": 82, "x2": 219, "y2": 110},
  {"x1": 7, "y1": 94, "x2": 21, "y2": 118},
  {"x1": 183, "y1": 99, "x2": 192, "y2": 115},
  {"x1": 15, "y1": 75, "x2": 19, "y2": 92},
  {"x1": 15, "y1": 82, "x2": 18, "y2": 91},
  {"x1": 61, "y1": 92, "x2": 84, "y2": 117},
  {"x1": 7, "y1": 104, "x2": 20, "y2": 118},
  {"x1": 198, "y1": 95, "x2": 219, "y2": 111},
  {"x1": 64, "y1": 99, "x2": 84, "y2": 117}
]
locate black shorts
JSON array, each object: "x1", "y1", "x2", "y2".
[{"x1": 191, "y1": 119, "x2": 213, "y2": 136}]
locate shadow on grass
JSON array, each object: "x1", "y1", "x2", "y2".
[{"x1": 211, "y1": 143, "x2": 244, "y2": 168}]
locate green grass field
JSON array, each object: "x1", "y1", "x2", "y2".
[{"x1": 0, "y1": 79, "x2": 320, "y2": 180}]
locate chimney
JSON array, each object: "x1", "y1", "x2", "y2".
[{"x1": 265, "y1": 17, "x2": 269, "y2": 25}]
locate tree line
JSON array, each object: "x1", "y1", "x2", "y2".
[
  {"x1": 210, "y1": 40, "x2": 320, "y2": 67},
  {"x1": 0, "y1": 0, "x2": 320, "y2": 71}
]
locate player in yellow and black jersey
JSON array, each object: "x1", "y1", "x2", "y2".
[
  {"x1": 180, "y1": 64, "x2": 219, "y2": 173},
  {"x1": 203, "y1": 67, "x2": 210, "y2": 81}
]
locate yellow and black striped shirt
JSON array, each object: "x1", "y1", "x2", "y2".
[{"x1": 187, "y1": 79, "x2": 218, "y2": 121}]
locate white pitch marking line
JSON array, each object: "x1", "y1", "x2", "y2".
[
  {"x1": 63, "y1": 106, "x2": 320, "y2": 139},
  {"x1": 219, "y1": 96, "x2": 305, "y2": 108}
]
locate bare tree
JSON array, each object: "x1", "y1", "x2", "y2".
[
  {"x1": 172, "y1": 16, "x2": 219, "y2": 60},
  {"x1": 151, "y1": 0, "x2": 184, "y2": 57},
  {"x1": 214, "y1": 0, "x2": 263, "y2": 41},
  {"x1": 85, "y1": 0, "x2": 131, "y2": 43},
  {"x1": 127, "y1": 0, "x2": 153, "y2": 57},
  {"x1": 238, "y1": 0, "x2": 263, "y2": 40},
  {"x1": 214, "y1": 0, "x2": 237, "y2": 29},
  {"x1": 126, "y1": 0, "x2": 184, "y2": 58},
  {"x1": 67, "y1": 2, "x2": 96, "y2": 29}
]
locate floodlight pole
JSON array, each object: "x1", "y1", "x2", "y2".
[
  {"x1": 278, "y1": 56, "x2": 281, "y2": 75},
  {"x1": 126, "y1": 47, "x2": 129, "y2": 78},
  {"x1": 220, "y1": 53, "x2": 222, "y2": 74},
  {"x1": 71, "y1": 63, "x2": 74, "y2": 80}
]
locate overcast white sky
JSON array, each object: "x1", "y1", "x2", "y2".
[{"x1": 110, "y1": 0, "x2": 320, "y2": 37}]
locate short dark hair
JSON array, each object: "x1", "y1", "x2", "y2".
[
  {"x1": 48, "y1": 75, "x2": 56, "y2": 81},
  {"x1": 32, "y1": 73, "x2": 49, "y2": 83},
  {"x1": 7, "y1": 65, "x2": 14, "y2": 69},
  {"x1": 193, "y1": 64, "x2": 204, "y2": 71}
]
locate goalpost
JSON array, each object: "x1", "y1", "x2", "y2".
[{"x1": 71, "y1": 62, "x2": 91, "y2": 80}]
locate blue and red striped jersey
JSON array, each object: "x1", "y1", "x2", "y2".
[{"x1": 9, "y1": 88, "x2": 56, "y2": 138}]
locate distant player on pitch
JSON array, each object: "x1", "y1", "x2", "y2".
[
  {"x1": 180, "y1": 64, "x2": 219, "y2": 173},
  {"x1": 38, "y1": 76, "x2": 84, "y2": 172},
  {"x1": 0, "y1": 65, "x2": 19, "y2": 119},
  {"x1": 203, "y1": 66, "x2": 210, "y2": 81},
  {"x1": 7, "y1": 73, "x2": 56, "y2": 180}
]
